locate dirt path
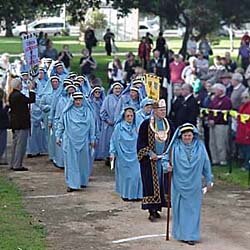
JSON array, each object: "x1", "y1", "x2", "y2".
[{"x1": 1, "y1": 155, "x2": 250, "y2": 250}]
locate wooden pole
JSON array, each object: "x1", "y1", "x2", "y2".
[{"x1": 166, "y1": 171, "x2": 172, "y2": 240}]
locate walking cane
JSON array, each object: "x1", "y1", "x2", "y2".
[{"x1": 166, "y1": 171, "x2": 172, "y2": 241}]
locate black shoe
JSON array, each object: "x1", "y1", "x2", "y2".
[
  {"x1": 153, "y1": 211, "x2": 161, "y2": 218},
  {"x1": 81, "y1": 185, "x2": 87, "y2": 188},
  {"x1": 105, "y1": 159, "x2": 110, "y2": 166},
  {"x1": 67, "y1": 187, "x2": 78, "y2": 192},
  {"x1": 12, "y1": 167, "x2": 29, "y2": 171},
  {"x1": 122, "y1": 197, "x2": 129, "y2": 201},
  {"x1": 148, "y1": 214, "x2": 156, "y2": 222},
  {"x1": 182, "y1": 241, "x2": 195, "y2": 246}
]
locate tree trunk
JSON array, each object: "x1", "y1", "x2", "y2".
[
  {"x1": 178, "y1": 13, "x2": 191, "y2": 59},
  {"x1": 179, "y1": 26, "x2": 190, "y2": 59},
  {"x1": 5, "y1": 18, "x2": 13, "y2": 37}
]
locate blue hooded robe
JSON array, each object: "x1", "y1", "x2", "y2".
[
  {"x1": 40, "y1": 78, "x2": 62, "y2": 160},
  {"x1": 110, "y1": 107, "x2": 142, "y2": 200},
  {"x1": 89, "y1": 87, "x2": 105, "y2": 160},
  {"x1": 26, "y1": 97, "x2": 48, "y2": 155},
  {"x1": 135, "y1": 98, "x2": 154, "y2": 130},
  {"x1": 56, "y1": 98, "x2": 95, "y2": 189},
  {"x1": 99, "y1": 84, "x2": 122, "y2": 159},
  {"x1": 114, "y1": 88, "x2": 141, "y2": 122},
  {"x1": 163, "y1": 123, "x2": 213, "y2": 242}
]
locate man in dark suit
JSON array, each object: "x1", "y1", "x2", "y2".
[
  {"x1": 9, "y1": 78, "x2": 35, "y2": 171},
  {"x1": 175, "y1": 83, "x2": 199, "y2": 127}
]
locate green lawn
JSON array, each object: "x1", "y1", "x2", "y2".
[
  {"x1": 212, "y1": 164, "x2": 250, "y2": 189},
  {"x1": 0, "y1": 176, "x2": 46, "y2": 250}
]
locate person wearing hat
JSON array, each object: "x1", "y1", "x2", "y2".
[
  {"x1": 75, "y1": 75, "x2": 92, "y2": 97},
  {"x1": 220, "y1": 72, "x2": 233, "y2": 97},
  {"x1": 20, "y1": 71, "x2": 31, "y2": 97},
  {"x1": 56, "y1": 91, "x2": 95, "y2": 192},
  {"x1": 67, "y1": 72, "x2": 77, "y2": 81},
  {"x1": 26, "y1": 77, "x2": 48, "y2": 158},
  {"x1": 36, "y1": 67, "x2": 48, "y2": 96},
  {"x1": 40, "y1": 75, "x2": 62, "y2": 161},
  {"x1": 9, "y1": 78, "x2": 36, "y2": 171},
  {"x1": 51, "y1": 83, "x2": 77, "y2": 169},
  {"x1": 52, "y1": 61, "x2": 68, "y2": 82},
  {"x1": 99, "y1": 82, "x2": 123, "y2": 165},
  {"x1": 163, "y1": 123, "x2": 213, "y2": 245},
  {"x1": 137, "y1": 99, "x2": 173, "y2": 222},
  {"x1": 135, "y1": 97, "x2": 154, "y2": 130},
  {"x1": 208, "y1": 83, "x2": 232, "y2": 165},
  {"x1": 89, "y1": 86, "x2": 105, "y2": 161},
  {"x1": 114, "y1": 86, "x2": 141, "y2": 122},
  {"x1": 110, "y1": 106, "x2": 143, "y2": 201}
]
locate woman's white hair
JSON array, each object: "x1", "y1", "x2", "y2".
[
  {"x1": 11, "y1": 78, "x2": 22, "y2": 89},
  {"x1": 213, "y1": 83, "x2": 226, "y2": 94}
]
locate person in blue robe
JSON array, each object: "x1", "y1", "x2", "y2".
[
  {"x1": 40, "y1": 75, "x2": 62, "y2": 161},
  {"x1": 123, "y1": 77, "x2": 147, "y2": 99},
  {"x1": 26, "y1": 96, "x2": 48, "y2": 156},
  {"x1": 36, "y1": 68, "x2": 48, "y2": 96},
  {"x1": 163, "y1": 123, "x2": 213, "y2": 246},
  {"x1": 50, "y1": 61, "x2": 68, "y2": 82},
  {"x1": 110, "y1": 106, "x2": 143, "y2": 201},
  {"x1": 99, "y1": 82, "x2": 123, "y2": 164},
  {"x1": 114, "y1": 86, "x2": 141, "y2": 121},
  {"x1": 89, "y1": 86, "x2": 105, "y2": 161},
  {"x1": 52, "y1": 83, "x2": 77, "y2": 168},
  {"x1": 56, "y1": 91, "x2": 95, "y2": 192},
  {"x1": 75, "y1": 75, "x2": 92, "y2": 97},
  {"x1": 137, "y1": 99, "x2": 173, "y2": 222},
  {"x1": 135, "y1": 97, "x2": 153, "y2": 130}
]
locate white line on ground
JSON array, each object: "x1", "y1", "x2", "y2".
[
  {"x1": 112, "y1": 234, "x2": 167, "y2": 244},
  {"x1": 25, "y1": 193, "x2": 75, "y2": 199}
]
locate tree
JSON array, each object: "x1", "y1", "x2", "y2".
[{"x1": 110, "y1": 0, "x2": 250, "y2": 57}]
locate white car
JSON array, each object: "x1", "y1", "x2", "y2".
[
  {"x1": 12, "y1": 17, "x2": 70, "y2": 36},
  {"x1": 139, "y1": 23, "x2": 159, "y2": 38}
]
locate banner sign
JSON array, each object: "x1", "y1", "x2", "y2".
[
  {"x1": 22, "y1": 33, "x2": 39, "y2": 69},
  {"x1": 145, "y1": 74, "x2": 161, "y2": 101}
]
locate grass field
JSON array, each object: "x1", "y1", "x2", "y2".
[
  {"x1": 0, "y1": 36, "x2": 242, "y2": 55},
  {"x1": 0, "y1": 176, "x2": 46, "y2": 250}
]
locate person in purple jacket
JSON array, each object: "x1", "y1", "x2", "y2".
[{"x1": 208, "y1": 83, "x2": 232, "y2": 166}]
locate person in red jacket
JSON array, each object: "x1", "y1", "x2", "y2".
[
  {"x1": 138, "y1": 36, "x2": 151, "y2": 70},
  {"x1": 235, "y1": 90, "x2": 250, "y2": 170}
]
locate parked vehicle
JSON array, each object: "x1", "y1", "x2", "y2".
[
  {"x1": 12, "y1": 17, "x2": 70, "y2": 36},
  {"x1": 139, "y1": 22, "x2": 159, "y2": 38}
]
